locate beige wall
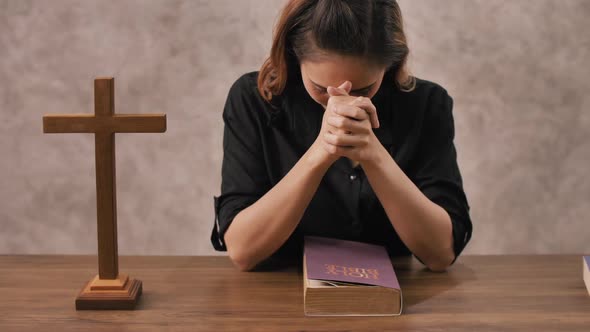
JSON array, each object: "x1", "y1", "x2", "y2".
[{"x1": 1, "y1": 0, "x2": 588, "y2": 256}]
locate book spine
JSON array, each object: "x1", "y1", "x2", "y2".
[{"x1": 584, "y1": 256, "x2": 590, "y2": 297}]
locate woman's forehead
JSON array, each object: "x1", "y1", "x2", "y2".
[{"x1": 301, "y1": 55, "x2": 385, "y2": 89}]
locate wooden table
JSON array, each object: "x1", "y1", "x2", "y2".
[{"x1": 1, "y1": 255, "x2": 588, "y2": 331}]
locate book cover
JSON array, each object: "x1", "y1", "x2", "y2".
[
  {"x1": 584, "y1": 256, "x2": 590, "y2": 296},
  {"x1": 303, "y1": 236, "x2": 402, "y2": 316},
  {"x1": 305, "y1": 236, "x2": 400, "y2": 289}
]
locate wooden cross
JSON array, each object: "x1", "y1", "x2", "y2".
[{"x1": 43, "y1": 77, "x2": 166, "y2": 310}]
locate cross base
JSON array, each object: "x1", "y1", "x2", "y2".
[{"x1": 75, "y1": 274, "x2": 142, "y2": 310}]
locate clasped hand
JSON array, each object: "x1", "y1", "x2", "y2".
[{"x1": 318, "y1": 81, "x2": 381, "y2": 165}]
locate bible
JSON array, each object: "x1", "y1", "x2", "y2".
[
  {"x1": 303, "y1": 236, "x2": 402, "y2": 316},
  {"x1": 584, "y1": 256, "x2": 590, "y2": 296}
]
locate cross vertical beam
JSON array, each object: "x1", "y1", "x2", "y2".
[{"x1": 94, "y1": 78, "x2": 118, "y2": 279}]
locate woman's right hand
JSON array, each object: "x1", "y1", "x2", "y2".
[
  {"x1": 308, "y1": 81, "x2": 354, "y2": 167},
  {"x1": 309, "y1": 81, "x2": 379, "y2": 167}
]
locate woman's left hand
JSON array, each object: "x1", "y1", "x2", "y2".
[{"x1": 321, "y1": 83, "x2": 381, "y2": 164}]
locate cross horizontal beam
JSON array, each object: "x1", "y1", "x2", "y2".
[{"x1": 43, "y1": 114, "x2": 166, "y2": 134}]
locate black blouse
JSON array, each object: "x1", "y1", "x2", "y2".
[{"x1": 211, "y1": 70, "x2": 473, "y2": 264}]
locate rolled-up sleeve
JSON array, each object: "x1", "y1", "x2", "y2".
[
  {"x1": 211, "y1": 76, "x2": 271, "y2": 251},
  {"x1": 411, "y1": 86, "x2": 473, "y2": 263}
]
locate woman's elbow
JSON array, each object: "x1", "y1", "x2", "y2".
[
  {"x1": 230, "y1": 257, "x2": 255, "y2": 272},
  {"x1": 426, "y1": 253, "x2": 455, "y2": 272},
  {"x1": 427, "y1": 261, "x2": 450, "y2": 272},
  {"x1": 227, "y1": 244, "x2": 258, "y2": 272}
]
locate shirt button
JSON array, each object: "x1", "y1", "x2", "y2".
[{"x1": 349, "y1": 174, "x2": 357, "y2": 181}]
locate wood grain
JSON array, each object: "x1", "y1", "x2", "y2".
[{"x1": 0, "y1": 255, "x2": 589, "y2": 331}]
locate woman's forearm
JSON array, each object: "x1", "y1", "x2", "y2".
[
  {"x1": 224, "y1": 143, "x2": 333, "y2": 271},
  {"x1": 362, "y1": 143, "x2": 455, "y2": 272}
]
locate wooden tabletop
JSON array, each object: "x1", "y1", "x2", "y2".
[{"x1": 1, "y1": 255, "x2": 588, "y2": 331}]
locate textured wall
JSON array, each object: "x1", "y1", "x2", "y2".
[{"x1": 1, "y1": 0, "x2": 588, "y2": 256}]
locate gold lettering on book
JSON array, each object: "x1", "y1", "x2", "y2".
[{"x1": 324, "y1": 264, "x2": 379, "y2": 280}]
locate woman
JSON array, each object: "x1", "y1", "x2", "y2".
[{"x1": 211, "y1": 0, "x2": 472, "y2": 272}]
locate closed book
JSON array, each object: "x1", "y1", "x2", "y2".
[
  {"x1": 584, "y1": 256, "x2": 590, "y2": 296},
  {"x1": 303, "y1": 236, "x2": 402, "y2": 316}
]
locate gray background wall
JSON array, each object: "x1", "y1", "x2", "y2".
[{"x1": 1, "y1": 0, "x2": 588, "y2": 256}]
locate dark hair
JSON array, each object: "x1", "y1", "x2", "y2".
[{"x1": 258, "y1": 0, "x2": 415, "y2": 102}]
